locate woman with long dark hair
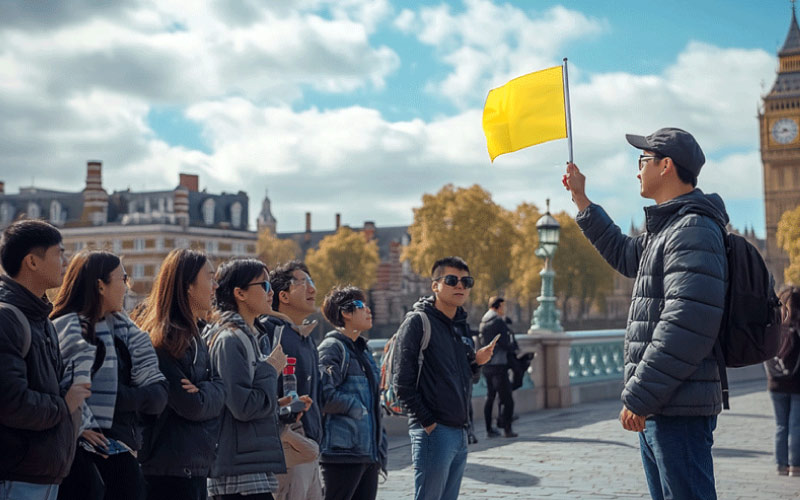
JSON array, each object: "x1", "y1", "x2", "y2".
[
  {"x1": 766, "y1": 286, "x2": 800, "y2": 476},
  {"x1": 52, "y1": 250, "x2": 167, "y2": 500},
  {"x1": 318, "y1": 286, "x2": 387, "y2": 500},
  {"x1": 134, "y1": 249, "x2": 227, "y2": 500},
  {"x1": 204, "y1": 258, "x2": 288, "y2": 500}
]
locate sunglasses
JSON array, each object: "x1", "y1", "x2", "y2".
[
  {"x1": 122, "y1": 273, "x2": 129, "y2": 285},
  {"x1": 341, "y1": 299, "x2": 366, "y2": 310},
  {"x1": 433, "y1": 275, "x2": 475, "y2": 289},
  {"x1": 242, "y1": 280, "x2": 271, "y2": 293}
]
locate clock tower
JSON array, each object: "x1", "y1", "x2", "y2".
[{"x1": 760, "y1": 5, "x2": 800, "y2": 285}]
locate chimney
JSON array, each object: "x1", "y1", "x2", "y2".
[
  {"x1": 304, "y1": 212, "x2": 312, "y2": 242},
  {"x1": 174, "y1": 186, "x2": 190, "y2": 227},
  {"x1": 179, "y1": 173, "x2": 199, "y2": 192},
  {"x1": 363, "y1": 220, "x2": 376, "y2": 241},
  {"x1": 335, "y1": 213, "x2": 341, "y2": 230},
  {"x1": 0, "y1": 181, "x2": 4, "y2": 194},
  {"x1": 81, "y1": 160, "x2": 108, "y2": 226},
  {"x1": 86, "y1": 160, "x2": 103, "y2": 191}
]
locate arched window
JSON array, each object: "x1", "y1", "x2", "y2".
[
  {"x1": 27, "y1": 202, "x2": 40, "y2": 219},
  {"x1": 50, "y1": 200, "x2": 63, "y2": 225},
  {"x1": 0, "y1": 203, "x2": 13, "y2": 224},
  {"x1": 230, "y1": 202, "x2": 242, "y2": 228},
  {"x1": 202, "y1": 199, "x2": 215, "y2": 225}
]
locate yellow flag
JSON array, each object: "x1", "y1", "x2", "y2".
[{"x1": 482, "y1": 66, "x2": 567, "y2": 162}]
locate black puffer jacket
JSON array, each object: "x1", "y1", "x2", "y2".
[
  {"x1": 576, "y1": 189, "x2": 728, "y2": 417},
  {"x1": 140, "y1": 335, "x2": 226, "y2": 478},
  {"x1": 0, "y1": 275, "x2": 75, "y2": 484},
  {"x1": 393, "y1": 297, "x2": 474, "y2": 428}
]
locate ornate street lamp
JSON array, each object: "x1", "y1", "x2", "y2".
[{"x1": 529, "y1": 199, "x2": 563, "y2": 332}]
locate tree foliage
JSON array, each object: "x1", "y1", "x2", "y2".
[
  {"x1": 778, "y1": 204, "x2": 800, "y2": 284},
  {"x1": 305, "y1": 227, "x2": 379, "y2": 301},
  {"x1": 256, "y1": 228, "x2": 301, "y2": 270},
  {"x1": 403, "y1": 184, "x2": 516, "y2": 306},
  {"x1": 508, "y1": 202, "x2": 542, "y2": 305},
  {"x1": 551, "y1": 212, "x2": 615, "y2": 321}
]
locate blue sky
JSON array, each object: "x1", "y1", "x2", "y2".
[{"x1": 1, "y1": 0, "x2": 795, "y2": 236}]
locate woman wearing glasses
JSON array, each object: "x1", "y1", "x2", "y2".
[
  {"x1": 52, "y1": 250, "x2": 168, "y2": 500},
  {"x1": 133, "y1": 249, "x2": 227, "y2": 500},
  {"x1": 317, "y1": 286, "x2": 387, "y2": 500},
  {"x1": 204, "y1": 258, "x2": 288, "y2": 500}
]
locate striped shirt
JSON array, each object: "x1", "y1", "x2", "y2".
[{"x1": 207, "y1": 472, "x2": 279, "y2": 496}]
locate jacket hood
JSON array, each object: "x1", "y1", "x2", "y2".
[
  {"x1": 0, "y1": 274, "x2": 52, "y2": 320},
  {"x1": 412, "y1": 296, "x2": 468, "y2": 324},
  {"x1": 644, "y1": 189, "x2": 729, "y2": 234}
]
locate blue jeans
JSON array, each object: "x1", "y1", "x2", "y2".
[
  {"x1": 770, "y1": 391, "x2": 800, "y2": 467},
  {"x1": 409, "y1": 423, "x2": 468, "y2": 500},
  {"x1": 0, "y1": 481, "x2": 58, "y2": 500},
  {"x1": 638, "y1": 415, "x2": 717, "y2": 500}
]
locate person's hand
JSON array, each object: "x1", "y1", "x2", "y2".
[
  {"x1": 81, "y1": 429, "x2": 108, "y2": 449},
  {"x1": 278, "y1": 395, "x2": 293, "y2": 407},
  {"x1": 65, "y1": 383, "x2": 91, "y2": 413},
  {"x1": 475, "y1": 334, "x2": 500, "y2": 366},
  {"x1": 298, "y1": 395, "x2": 312, "y2": 412},
  {"x1": 181, "y1": 378, "x2": 199, "y2": 394},
  {"x1": 563, "y1": 162, "x2": 591, "y2": 211},
  {"x1": 619, "y1": 406, "x2": 646, "y2": 432},
  {"x1": 424, "y1": 423, "x2": 437, "y2": 435},
  {"x1": 266, "y1": 343, "x2": 287, "y2": 374}
]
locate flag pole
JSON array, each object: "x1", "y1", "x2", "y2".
[{"x1": 562, "y1": 57, "x2": 574, "y2": 163}]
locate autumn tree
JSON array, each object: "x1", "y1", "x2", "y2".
[
  {"x1": 305, "y1": 227, "x2": 379, "y2": 302},
  {"x1": 778, "y1": 204, "x2": 800, "y2": 284},
  {"x1": 256, "y1": 228, "x2": 301, "y2": 269},
  {"x1": 551, "y1": 212, "x2": 615, "y2": 323},
  {"x1": 403, "y1": 184, "x2": 516, "y2": 306},
  {"x1": 508, "y1": 202, "x2": 542, "y2": 308}
]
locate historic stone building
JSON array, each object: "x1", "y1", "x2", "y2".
[
  {"x1": 760, "y1": 7, "x2": 800, "y2": 285},
  {"x1": 0, "y1": 161, "x2": 257, "y2": 302}
]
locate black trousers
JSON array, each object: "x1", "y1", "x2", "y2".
[
  {"x1": 484, "y1": 366, "x2": 514, "y2": 431},
  {"x1": 320, "y1": 462, "x2": 380, "y2": 500},
  {"x1": 146, "y1": 475, "x2": 208, "y2": 500}
]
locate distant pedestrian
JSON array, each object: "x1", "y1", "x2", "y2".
[
  {"x1": 393, "y1": 256, "x2": 498, "y2": 500},
  {"x1": 317, "y1": 286, "x2": 387, "y2": 500},
  {"x1": 765, "y1": 286, "x2": 800, "y2": 476},
  {"x1": 134, "y1": 249, "x2": 227, "y2": 500},
  {"x1": 52, "y1": 250, "x2": 168, "y2": 500},
  {"x1": 564, "y1": 127, "x2": 727, "y2": 499},
  {"x1": 479, "y1": 296, "x2": 517, "y2": 438},
  {"x1": 0, "y1": 220, "x2": 89, "y2": 500}
]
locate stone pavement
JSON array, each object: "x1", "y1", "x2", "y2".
[{"x1": 377, "y1": 380, "x2": 800, "y2": 499}]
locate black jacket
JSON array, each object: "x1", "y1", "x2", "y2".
[
  {"x1": 766, "y1": 326, "x2": 800, "y2": 394},
  {"x1": 576, "y1": 189, "x2": 728, "y2": 417},
  {"x1": 105, "y1": 336, "x2": 168, "y2": 451},
  {"x1": 140, "y1": 335, "x2": 226, "y2": 478},
  {"x1": 479, "y1": 309, "x2": 514, "y2": 369},
  {"x1": 0, "y1": 275, "x2": 75, "y2": 485},
  {"x1": 259, "y1": 315, "x2": 323, "y2": 445},
  {"x1": 392, "y1": 297, "x2": 474, "y2": 428}
]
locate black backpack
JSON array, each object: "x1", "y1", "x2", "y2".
[{"x1": 713, "y1": 230, "x2": 782, "y2": 409}]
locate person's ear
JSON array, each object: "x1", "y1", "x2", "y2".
[
  {"x1": 341, "y1": 310, "x2": 353, "y2": 322},
  {"x1": 21, "y1": 253, "x2": 38, "y2": 274},
  {"x1": 233, "y1": 286, "x2": 248, "y2": 303},
  {"x1": 279, "y1": 289, "x2": 291, "y2": 305},
  {"x1": 431, "y1": 280, "x2": 439, "y2": 294},
  {"x1": 97, "y1": 279, "x2": 106, "y2": 297}
]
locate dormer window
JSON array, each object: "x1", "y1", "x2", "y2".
[
  {"x1": 50, "y1": 200, "x2": 63, "y2": 225},
  {"x1": 27, "y1": 202, "x2": 40, "y2": 219},
  {"x1": 230, "y1": 202, "x2": 242, "y2": 228},
  {"x1": 202, "y1": 199, "x2": 215, "y2": 225},
  {"x1": 0, "y1": 203, "x2": 12, "y2": 224}
]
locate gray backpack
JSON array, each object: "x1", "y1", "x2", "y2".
[{"x1": 0, "y1": 302, "x2": 32, "y2": 357}]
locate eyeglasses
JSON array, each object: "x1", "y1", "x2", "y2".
[
  {"x1": 122, "y1": 273, "x2": 129, "y2": 285},
  {"x1": 638, "y1": 155, "x2": 662, "y2": 171},
  {"x1": 341, "y1": 300, "x2": 366, "y2": 310},
  {"x1": 290, "y1": 276, "x2": 315, "y2": 289},
  {"x1": 432, "y1": 275, "x2": 475, "y2": 289},
  {"x1": 242, "y1": 281, "x2": 271, "y2": 293}
]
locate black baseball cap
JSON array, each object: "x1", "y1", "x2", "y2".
[{"x1": 625, "y1": 127, "x2": 705, "y2": 177}]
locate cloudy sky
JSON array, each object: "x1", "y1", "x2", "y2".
[{"x1": 0, "y1": 0, "x2": 794, "y2": 235}]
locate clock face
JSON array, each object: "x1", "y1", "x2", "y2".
[{"x1": 772, "y1": 118, "x2": 799, "y2": 144}]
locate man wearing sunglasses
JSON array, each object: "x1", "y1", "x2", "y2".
[
  {"x1": 393, "y1": 256, "x2": 498, "y2": 500},
  {"x1": 563, "y1": 128, "x2": 728, "y2": 500}
]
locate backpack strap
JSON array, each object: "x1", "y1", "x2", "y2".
[
  {"x1": 0, "y1": 302, "x2": 32, "y2": 358},
  {"x1": 231, "y1": 328, "x2": 257, "y2": 382},
  {"x1": 415, "y1": 311, "x2": 431, "y2": 386},
  {"x1": 320, "y1": 337, "x2": 351, "y2": 386}
]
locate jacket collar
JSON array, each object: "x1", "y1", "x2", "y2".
[
  {"x1": 262, "y1": 310, "x2": 318, "y2": 338},
  {"x1": 0, "y1": 274, "x2": 52, "y2": 321},
  {"x1": 643, "y1": 188, "x2": 728, "y2": 234},
  {"x1": 325, "y1": 330, "x2": 367, "y2": 351}
]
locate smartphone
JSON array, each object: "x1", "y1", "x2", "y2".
[
  {"x1": 96, "y1": 437, "x2": 131, "y2": 456},
  {"x1": 272, "y1": 325, "x2": 284, "y2": 351},
  {"x1": 491, "y1": 334, "x2": 502, "y2": 345}
]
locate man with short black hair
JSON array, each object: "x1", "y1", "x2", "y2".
[
  {"x1": 259, "y1": 260, "x2": 323, "y2": 500},
  {"x1": 479, "y1": 296, "x2": 517, "y2": 438},
  {"x1": 0, "y1": 220, "x2": 91, "y2": 499},
  {"x1": 393, "y1": 256, "x2": 497, "y2": 500},
  {"x1": 564, "y1": 127, "x2": 728, "y2": 499}
]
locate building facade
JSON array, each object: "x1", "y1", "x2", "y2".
[
  {"x1": 0, "y1": 161, "x2": 257, "y2": 303},
  {"x1": 760, "y1": 8, "x2": 800, "y2": 285}
]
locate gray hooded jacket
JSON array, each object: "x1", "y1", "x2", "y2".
[{"x1": 576, "y1": 189, "x2": 728, "y2": 417}]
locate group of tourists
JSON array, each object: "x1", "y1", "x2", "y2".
[{"x1": 2, "y1": 124, "x2": 800, "y2": 500}]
